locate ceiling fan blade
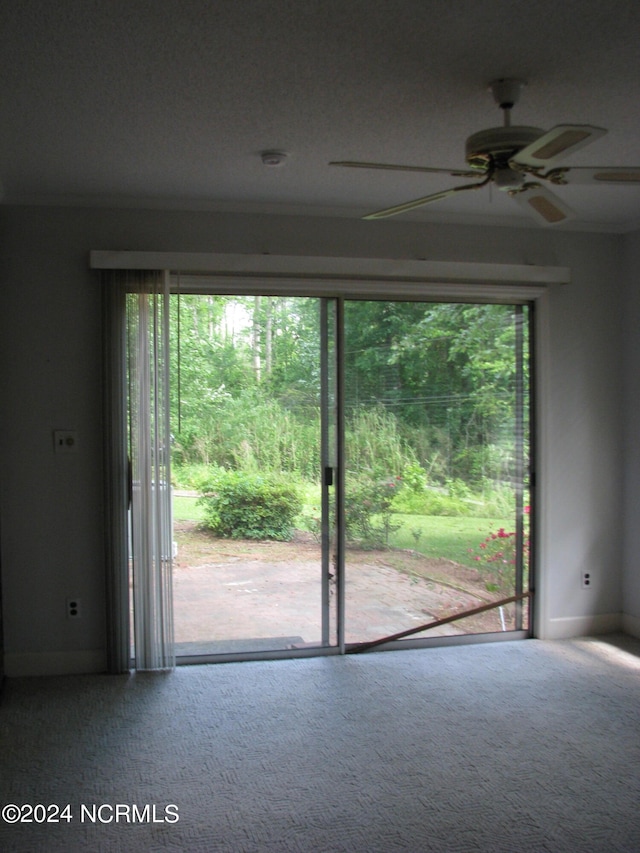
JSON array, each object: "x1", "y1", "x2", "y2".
[
  {"x1": 361, "y1": 176, "x2": 491, "y2": 220},
  {"x1": 511, "y1": 183, "x2": 574, "y2": 226},
  {"x1": 330, "y1": 160, "x2": 479, "y2": 178},
  {"x1": 512, "y1": 125, "x2": 607, "y2": 167},
  {"x1": 362, "y1": 188, "x2": 459, "y2": 220},
  {"x1": 546, "y1": 166, "x2": 640, "y2": 185}
]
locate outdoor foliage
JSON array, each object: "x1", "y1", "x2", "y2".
[
  {"x1": 170, "y1": 295, "x2": 527, "y2": 492},
  {"x1": 173, "y1": 389, "x2": 320, "y2": 480},
  {"x1": 167, "y1": 293, "x2": 531, "y2": 582},
  {"x1": 391, "y1": 487, "x2": 473, "y2": 518},
  {"x1": 345, "y1": 407, "x2": 418, "y2": 479},
  {"x1": 345, "y1": 475, "x2": 404, "y2": 548},
  {"x1": 343, "y1": 300, "x2": 527, "y2": 485},
  {"x1": 197, "y1": 471, "x2": 302, "y2": 541},
  {"x1": 469, "y1": 507, "x2": 530, "y2": 594}
]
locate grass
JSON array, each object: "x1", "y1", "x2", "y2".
[
  {"x1": 172, "y1": 491, "x2": 510, "y2": 571},
  {"x1": 389, "y1": 514, "x2": 511, "y2": 569},
  {"x1": 172, "y1": 494, "x2": 206, "y2": 523}
]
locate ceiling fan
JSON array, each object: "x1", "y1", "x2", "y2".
[{"x1": 330, "y1": 79, "x2": 640, "y2": 225}]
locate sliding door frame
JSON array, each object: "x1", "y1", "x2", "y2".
[
  {"x1": 97, "y1": 251, "x2": 563, "y2": 665},
  {"x1": 170, "y1": 285, "x2": 536, "y2": 662}
]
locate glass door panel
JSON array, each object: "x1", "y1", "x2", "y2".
[
  {"x1": 170, "y1": 294, "x2": 337, "y2": 656},
  {"x1": 343, "y1": 300, "x2": 530, "y2": 645}
]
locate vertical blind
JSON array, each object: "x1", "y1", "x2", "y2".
[{"x1": 103, "y1": 270, "x2": 174, "y2": 672}]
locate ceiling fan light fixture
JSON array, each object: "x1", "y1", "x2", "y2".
[{"x1": 494, "y1": 167, "x2": 525, "y2": 191}]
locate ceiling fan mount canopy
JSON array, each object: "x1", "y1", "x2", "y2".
[{"x1": 488, "y1": 77, "x2": 527, "y2": 111}]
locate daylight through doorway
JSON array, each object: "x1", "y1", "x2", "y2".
[
  {"x1": 161, "y1": 292, "x2": 532, "y2": 660},
  {"x1": 343, "y1": 301, "x2": 531, "y2": 645},
  {"x1": 158, "y1": 293, "x2": 531, "y2": 657},
  {"x1": 170, "y1": 295, "x2": 338, "y2": 656}
]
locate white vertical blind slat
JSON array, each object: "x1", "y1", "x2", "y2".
[{"x1": 105, "y1": 269, "x2": 174, "y2": 671}]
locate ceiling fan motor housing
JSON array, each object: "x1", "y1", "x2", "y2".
[{"x1": 465, "y1": 126, "x2": 545, "y2": 171}]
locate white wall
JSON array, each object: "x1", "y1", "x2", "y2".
[
  {"x1": 622, "y1": 229, "x2": 640, "y2": 636},
  {"x1": 0, "y1": 206, "x2": 627, "y2": 674}
]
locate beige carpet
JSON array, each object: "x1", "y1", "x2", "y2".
[{"x1": 1, "y1": 635, "x2": 639, "y2": 852}]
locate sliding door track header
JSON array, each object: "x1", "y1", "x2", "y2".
[{"x1": 91, "y1": 251, "x2": 568, "y2": 298}]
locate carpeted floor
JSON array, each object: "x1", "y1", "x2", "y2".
[{"x1": 1, "y1": 635, "x2": 639, "y2": 852}]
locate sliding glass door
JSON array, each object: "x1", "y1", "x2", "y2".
[
  {"x1": 343, "y1": 301, "x2": 531, "y2": 647},
  {"x1": 125, "y1": 288, "x2": 532, "y2": 663},
  {"x1": 169, "y1": 295, "x2": 339, "y2": 656}
]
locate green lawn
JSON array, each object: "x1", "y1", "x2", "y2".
[
  {"x1": 389, "y1": 514, "x2": 511, "y2": 568},
  {"x1": 172, "y1": 494, "x2": 206, "y2": 523},
  {"x1": 172, "y1": 493, "x2": 510, "y2": 571}
]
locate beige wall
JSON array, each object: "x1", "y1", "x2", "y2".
[
  {"x1": 0, "y1": 206, "x2": 628, "y2": 674},
  {"x1": 622, "y1": 229, "x2": 640, "y2": 635}
]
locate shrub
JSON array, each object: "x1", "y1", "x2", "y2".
[
  {"x1": 445, "y1": 477, "x2": 472, "y2": 501},
  {"x1": 469, "y1": 507, "x2": 530, "y2": 594},
  {"x1": 478, "y1": 481, "x2": 517, "y2": 516},
  {"x1": 471, "y1": 527, "x2": 518, "y2": 594},
  {"x1": 345, "y1": 474, "x2": 403, "y2": 547},
  {"x1": 197, "y1": 471, "x2": 302, "y2": 541},
  {"x1": 402, "y1": 461, "x2": 427, "y2": 493}
]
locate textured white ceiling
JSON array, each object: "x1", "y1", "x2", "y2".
[{"x1": 2, "y1": 0, "x2": 640, "y2": 230}]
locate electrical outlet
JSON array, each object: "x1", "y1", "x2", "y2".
[
  {"x1": 66, "y1": 597, "x2": 82, "y2": 619},
  {"x1": 582, "y1": 572, "x2": 592, "y2": 589},
  {"x1": 54, "y1": 430, "x2": 78, "y2": 453}
]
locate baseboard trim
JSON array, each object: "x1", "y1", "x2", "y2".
[
  {"x1": 540, "y1": 613, "x2": 622, "y2": 640},
  {"x1": 4, "y1": 619, "x2": 636, "y2": 674},
  {"x1": 4, "y1": 650, "x2": 107, "y2": 677},
  {"x1": 622, "y1": 613, "x2": 640, "y2": 639}
]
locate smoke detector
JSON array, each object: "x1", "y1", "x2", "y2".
[{"x1": 261, "y1": 150, "x2": 288, "y2": 167}]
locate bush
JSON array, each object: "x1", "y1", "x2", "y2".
[
  {"x1": 197, "y1": 471, "x2": 302, "y2": 541},
  {"x1": 402, "y1": 461, "x2": 427, "y2": 493},
  {"x1": 391, "y1": 477, "x2": 517, "y2": 518},
  {"x1": 345, "y1": 474, "x2": 403, "y2": 547},
  {"x1": 469, "y1": 507, "x2": 530, "y2": 594}
]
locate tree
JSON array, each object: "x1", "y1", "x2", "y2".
[
  {"x1": 168, "y1": 294, "x2": 528, "y2": 488},
  {"x1": 343, "y1": 301, "x2": 525, "y2": 484}
]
